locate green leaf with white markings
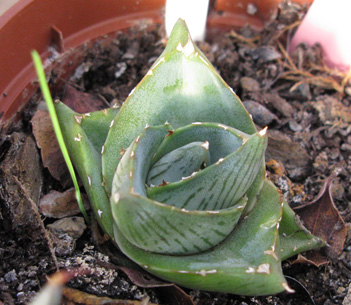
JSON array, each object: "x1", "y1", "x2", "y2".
[
  {"x1": 147, "y1": 141, "x2": 210, "y2": 186},
  {"x1": 112, "y1": 180, "x2": 289, "y2": 296},
  {"x1": 101, "y1": 19, "x2": 256, "y2": 194},
  {"x1": 55, "y1": 102, "x2": 119, "y2": 236}
]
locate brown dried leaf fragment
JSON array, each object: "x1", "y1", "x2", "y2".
[
  {"x1": 0, "y1": 133, "x2": 43, "y2": 224},
  {"x1": 90, "y1": 218, "x2": 194, "y2": 305},
  {"x1": 292, "y1": 252, "x2": 328, "y2": 267},
  {"x1": 62, "y1": 84, "x2": 109, "y2": 113},
  {"x1": 62, "y1": 286, "x2": 157, "y2": 305},
  {"x1": 118, "y1": 267, "x2": 173, "y2": 288},
  {"x1": 118, "y1": 267, "x2": 195, "y2": 305},
  {"x1": 294, "y1": 175, "x2": 347, "y2": 261},
  {"x1": 31, "y1": 110, "x2": 71, "y2": 186},
  {"x1": 265, "y1": 130, "x2": 311, "y2": 181},
  {"x1": 263, "y1": 91, "x2": 294, "y2": 117},
  {"x1": 39, "y1": 188, "x2": 90, "y2": 218},
  {"x1": 31, "y1": 86, "x2": 109, "y2": 186},
  {"x1": 95, "y1": 258, "x2": 194, "y2": 305},
  {"x1": 266, "y1": 158, "x2": 286, "y2": 177},
  {"x1": 240, "y1": 77, "x2": 260, "y2": 92},
  {"x1": 0, "y1": 132, "x2": 58, "y2": 290},
  {"x1": 243, "y1": 100, "x2": 279, "y2": 126}
]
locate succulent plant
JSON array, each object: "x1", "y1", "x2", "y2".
[{"x1": 51, "y1": 19, "x2": 324, "y2": 295}]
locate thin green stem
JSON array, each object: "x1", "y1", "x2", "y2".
[{"x1": 31, "y1": 50, "x2": 89, "y2": 224}]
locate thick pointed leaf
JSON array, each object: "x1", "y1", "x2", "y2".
[
  {"x1": 102, "y1": 19, "x2": 256, "y2": 193},
  {"x1": 279, "y1": 202, "x2": 325, "y2": 261},
  {"x1": 146, "y1": 122, "x2": 266, "y2": 214},
  {"x1": 150, "y1": 123, "x2": 246, "y2": 166},
  {"x1": 55, "y1": 102, "x2": 114, "y2": 236},
  {"x1": 113, "y1": 180, "x2": 289, "y2": 296},
  {"x1": 147, "y1": 141, "x2": 210, "y2": 186},
  {"x1": 112, "y1": 193, "x2": 247, "y2": 255},
  {"x1": 80, "y1": 106, "x2": 120, "y2": 152},
  {"x1": 111, "y1": 125, "x2": 171, "y2": 195},
  {"x1": 110, "y1": 124, "x2": 247, "y2": 254},
  {"x1": 243, "y1": 161, "x2": 265, "y2": 215},
  {"x1": 147, "y1": 129, "x2": 267, "y2": 211}
]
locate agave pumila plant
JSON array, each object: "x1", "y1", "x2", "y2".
[{"x1": 46, "y1": 19, "x2": 324, "y2": 295}]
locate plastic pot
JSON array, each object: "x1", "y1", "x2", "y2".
[
  {"x1": 0, "y1": 0, "x2": 313, "y2": 133},
  {"x1": 290, "y1": 0, "x2": 351, "y2": 72},
  {"x1": 0, "y1": 0, "x2": 166, "y2": 133}
]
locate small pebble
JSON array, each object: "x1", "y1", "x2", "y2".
[
  {"x1": 240, "y1": 77, "x2": 260, "y2": 92},
  {"x1": 341, "y1": 143, "x2": 351, "y2": 151},
  {"x1": 332, "y1": 181, "x2": 344, "y2": 200},
  {"x1": 4, "y1": 270, "x2": 17, "y2": 283},
  {"x1": 337, "y1": 286, "x2": 345, "y2": 294},
  {"x1": 115, "y1": 62, "x2": 127, "y2": 78},
  {"x1": 246, "y1": 3, "x2": 257, "y2": 15},
  {"x1": 289, "y1": 120, "x2": 303, "y2": 132},
  {"x1": 330, "y1": 147, "x2": 340, "y2": 160},
  {"x1": 39, "y1": 188, "x2": 90, "y2": 218},
  {"x1": 293, "y1": 83, "x2": 312, "y2": 100},
  {"x1": 71, "y1": 62, "x2": 93, "y2": 80},
  {"x1": 243, "y1": 100, "x2": 278, "y2": 126},
  {"x1": 47, "y1": 217, "x2": 87, "y2": 239},
  {"x1": 264, "y1": 92, "x2": 294, "y2": 117},
  {"x1": 343, "y1": 283, "x2": 351, "y2": 305},
  {"x1": 249, "y1": 46, "x2": 281, "y2": 62},
  {"x1": 50, "y1": 232, "x2": 76, "y2": 257}
]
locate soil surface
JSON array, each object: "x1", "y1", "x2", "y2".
[{"x1": 1, "y1": 2, "x2": 351, "y2": 305}]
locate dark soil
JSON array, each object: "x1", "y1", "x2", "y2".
[{"x1": 1, "y1": 2, "x2": 351, "y2": 305}]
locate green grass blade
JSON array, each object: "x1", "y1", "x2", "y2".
[{"x1": 31, "y1": 50, "x2": 89, "y2": 223}]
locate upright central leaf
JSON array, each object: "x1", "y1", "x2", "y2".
[{"x1": 102, "y1": 19, "x2": 256, "y2": 193}]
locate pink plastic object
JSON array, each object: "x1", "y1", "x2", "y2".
[{"x1": 290, "y1": 0, "x2": 351, "y2": 72}]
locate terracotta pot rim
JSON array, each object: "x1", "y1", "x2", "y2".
[{"x1": 0, "y1": 0, "x2": 166, "y2": 132}]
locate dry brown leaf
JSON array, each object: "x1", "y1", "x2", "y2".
[
  {"x1": 266, "y1": 130, "x2": 311, "y2": 167},
  {"x1": 62, "y1": 286, "x2": 157, "y2": 305},
  {"x1": 0, "y1": 133, "x2": 43, "y2": 224},
  {"x1": 291, "y1": 252, "x2": 328, "y2": 267},
  {"x1": 263, "y1": 91, "x2": 294, "y2": 117},
  {"x1": 90, "y1": 218, "x2": 194, "y2": 305},
  {"x1": 96, "y1": 261, "x2": 194, "y2": 305},
  {"x1": 266, "y1": 158, "x2": 286, "y2": 177},
  {"x1": 0, "y1": 133, "x2": 57, "y2": 267},
  {"x1": 266, "y1": 130, "x2": 311, "y2": 180},
  {"x1": 117, "y1": 267, "x2": 195, "y2": 305},
  {"x1": 294, "y1": 175, "x2": 347, "y2": 261},
  {"x1": 31, "y1": 110, "x2": 71, "y2": 186},
  {"x1": 31, "y1": 85, "x2": 110, "y2": 186},
  {"x1": 62, "y1": 84, "x2": 109, "y2": 113},
  {"x1": 118, "y1": 267, "x2": 172, "y2": 288},
  {"x1": 157, "y1": 285, "x2": 195, "y2": 305},
  {"x1": 39, "y1": 188, "x2": 90, "y2": 218}
]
